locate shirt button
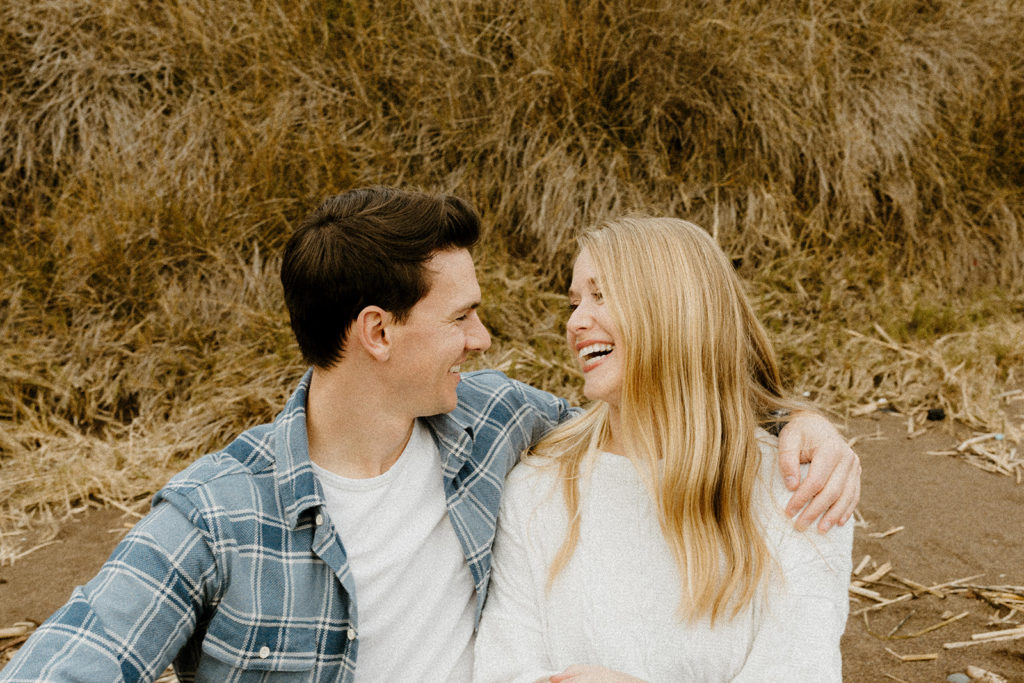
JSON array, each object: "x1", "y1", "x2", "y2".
[
  {"x1": 315, "y1": 514, "x2": 324, "y2": 525},
  {"x1": 347, "y1": 628, "x2": 356, "y2": 640},
  {"x1": 258, "y1": 645, "x2": 270, "y2": 659}
]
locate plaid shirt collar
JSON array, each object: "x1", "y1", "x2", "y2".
[{"x1": 273, "y1": 369, "x2": 477, "y2": 530}]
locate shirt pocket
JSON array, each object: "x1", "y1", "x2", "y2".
[{"x1": 199, "y1": 611, "x2": 319, "y2": 673}]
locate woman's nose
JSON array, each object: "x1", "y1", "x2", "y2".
[{"x1": 567, "y1": 305, "x2": 588, "y2": 333}]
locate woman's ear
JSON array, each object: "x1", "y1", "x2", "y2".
[{"x1": 354, "y1": 305, "x2": 393, "y2": 361}]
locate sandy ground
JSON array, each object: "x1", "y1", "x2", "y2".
[{"x1": 1, "y1": 412, "x2": 1022, "y2": 681}]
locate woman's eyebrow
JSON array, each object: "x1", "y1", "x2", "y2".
[{"x1": 569, "y1": 276, "x2": 599, "y2": 293}]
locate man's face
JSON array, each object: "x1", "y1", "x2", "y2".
[{"x1": 387, "y1": 248, "x2": 491, "y2": 417}]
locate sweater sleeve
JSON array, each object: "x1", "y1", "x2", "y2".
[{"x1": 473, "y1": 469, "x2": 561, "y2": 683}]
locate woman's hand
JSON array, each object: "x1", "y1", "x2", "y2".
[
  {"x1": 777, "y1": 410, "x2": 861, "y2": 533},
  {"x1": 550, "y1": 664, "x2": 648, "y2": 682}
]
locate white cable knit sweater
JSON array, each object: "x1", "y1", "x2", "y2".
[{"x1": 474, "y1": 433, "x2": 852, "y2": 683}]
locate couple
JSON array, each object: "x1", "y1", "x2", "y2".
[{"x1": 1, "y1": 187, "x2": 856, "y2": 682}]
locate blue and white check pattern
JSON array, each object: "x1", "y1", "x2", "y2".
[{"x1": 0, "y1": 369, "x2": 573, "y2": 682}]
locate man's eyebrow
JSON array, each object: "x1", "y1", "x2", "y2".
[{"x1": 452, "y1": 300, "x2": 481, "y2": 315}]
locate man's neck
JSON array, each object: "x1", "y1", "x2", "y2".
[{"x1": 305, "y1": 365, "x2": 416, "y2": 478}]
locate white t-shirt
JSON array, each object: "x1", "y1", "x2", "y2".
[
  {"x1": 474, "y1": 432, "x2": 853, "y2": 682},
  {"x1": 312, "y1": 419, "x2": 476, "y2": 681}
]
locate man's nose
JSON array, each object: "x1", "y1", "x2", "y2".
[{"x1": 467, "y1": 313, "x2": 491, "y2": 352}]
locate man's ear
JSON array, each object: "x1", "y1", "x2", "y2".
[{"x1": 354, "y1": 306, "x2": 394, "y2": 361}]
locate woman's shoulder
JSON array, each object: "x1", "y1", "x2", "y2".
[
  {"x1": 504, "y1": 456, "x2": 563, "y2": 508},
  {"x1": 753, "y1": 429, "x2": 853, "y2": 565},
  {"x1": 753, "y1": 427, "x2": 787, "y2": 505}
]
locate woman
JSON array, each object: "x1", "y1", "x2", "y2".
[{"x1": 474, "y1": 217, "x2": 852, "y2": 682}]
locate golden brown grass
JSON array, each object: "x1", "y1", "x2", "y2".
[{"x1": 2, "y1": 0, "x2": 1023, "y2": 561}]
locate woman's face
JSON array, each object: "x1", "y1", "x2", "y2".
[{"x1": 567, "y1": 248, "x2": 624, "y2": 409}]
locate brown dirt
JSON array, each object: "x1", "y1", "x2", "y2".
[
  {"x1": 1, "y1": 412, "x2": 1023, "y2": 682},
  {"x1": 841, "y1": 412, "x2": 1024, "y2": 682}
]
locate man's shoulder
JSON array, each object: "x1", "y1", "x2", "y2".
[
  {"x1": 456, "y1": 370, "x2": 567, "y2": 410},
  {"x1": 457, "y1": 369, "x2": 519, "y2": 392},
  {"x1": 156, "y1": 421, "x2": 279, "y2": 507}
]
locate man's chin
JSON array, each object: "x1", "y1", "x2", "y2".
[{"x1": 432, "y1": 390, "x2": 459, "y2": 416}]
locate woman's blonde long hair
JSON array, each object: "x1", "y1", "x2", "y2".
[{"x1": 531, "y1": 216, "x2": 796, "y2": 624}]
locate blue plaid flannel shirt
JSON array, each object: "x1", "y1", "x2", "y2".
[{"x1": 0, "y1": 369, "x2": 574, "y2": 682}]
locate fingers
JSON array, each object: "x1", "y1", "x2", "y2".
[
  {"x1": 822, "y1": 451, "x2": 861, "y2": 529},
  {"x1": 784, "y1": 460, "x2": 826, "y2": 526},
  {"x1": 789, "y1": 446, "x2": 860, "y2": 532},
  {"x1": 550, "y1": 666, "x2": 645, "y2": 682},
  {"x1": 775, "y1": 426, "x2": 802, "y2": 491},
  {"x1": 551, "y1": 665, "x2": 583, "y2": 682}
]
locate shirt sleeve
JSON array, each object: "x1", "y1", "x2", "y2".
[
  {"x1": 511, "y1": 376, "x2": 579, "y2": 430},
  {"x1": 732, "y1": 485, "x2": 853, "y2": 682},
  {"x1": 0, "y1": 500, "x2": 218, "y2": 682},
  {"x1": 473, "y1": 473, "x2": 560, "y2": 683}
]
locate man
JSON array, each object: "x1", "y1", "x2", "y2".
[{"x1": 1, "y1": 187, "x2": 859, "y2": 681}]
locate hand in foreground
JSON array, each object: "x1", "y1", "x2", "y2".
[
  {"x1": 550, "y1": 665, "x2": 648, "y2": 682},
  {"x1": 777, "y1": 410, "x2": 861, "y2": 532}
]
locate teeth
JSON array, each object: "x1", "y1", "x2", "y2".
[{"x1": 578, "y1": 343, "x2": 613, "y2": 361}]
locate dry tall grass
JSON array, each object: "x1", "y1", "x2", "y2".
[{"x1": 2, "y1": 0, "x2": 1023, "y2": 560}]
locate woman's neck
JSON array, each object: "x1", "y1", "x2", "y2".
[{"x1": 601, "y1": 404, "x2": 625, "y2": 455}]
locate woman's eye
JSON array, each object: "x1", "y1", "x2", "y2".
[{"x1": 593, "y1": 290, "x2": 604, "y2": 302}]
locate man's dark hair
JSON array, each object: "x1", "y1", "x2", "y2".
[{"x1": 281, "y1": 186, "x2": 481, "y2": 368}]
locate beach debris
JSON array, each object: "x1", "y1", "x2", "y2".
[
  {"x1": 849, "y1": 584, "x2": 884, "y2": 601},
  {"x1": 851, "y1": 398, "x2": 889, "y2": 417},
  {"x1": 943, "y1": 625, "x2": 1024, "y2": 649},
  {"x1": 853, "y1": 554, "x2": 872, "y2": 576},
  {"x1": 851, "y1": 554, "x2": 1024, "y2": 672},
  {"x1": 861, "y1": 561, "x2": 893, "y2": 582},
  {"x1": 871, "y1": 610, "x2": 971, "y2": 640},
  {"x1": 850, "y1": 561, "x2": 898, "y2": 604},
  {"x1": 850, "y1": 560, "x2": 892, "y2": 596},
  {"x1": 886, "y1": 611, "x2": 916, "y2": 637},
  {"x1": 884, "y1": 646, "x2": 937, "y2": 662},
  {"x1": 947, "y1": 674, "x2": 970, "y2": 683},
  {"x1": 927, "y1": 431, "x2": 1023, "y2": 481},
  {"x1": 965, "y1": 665, "x2": 1009, "y2": 682},
  {"x1": 0, "y1": 622, "x2": 35, "y2": 640},
  {"x1": 958, "y1": 434, "x2": 1006, "y2": 452},
  {"x1": 893, "y1": 574, "x2": 946, "y2": 598},
  {"x1": 907, "y1": 414, "x2": 930, "y2": 438},
  {"x1": 901, "y1": 612, "x2": 970, "y2": 639},
  {"x1": 852, "y1": 573, "x2": 986, "y2": 616},
  {"x1": 927, "y1": 408, "x2": 946, "y2": 421},
  {"x1": 969, "y1": 625, "x2": 1024, "y2": 641},
  {"x1": 868, "y1": 526, "x2": 905, "y2": 539}
]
